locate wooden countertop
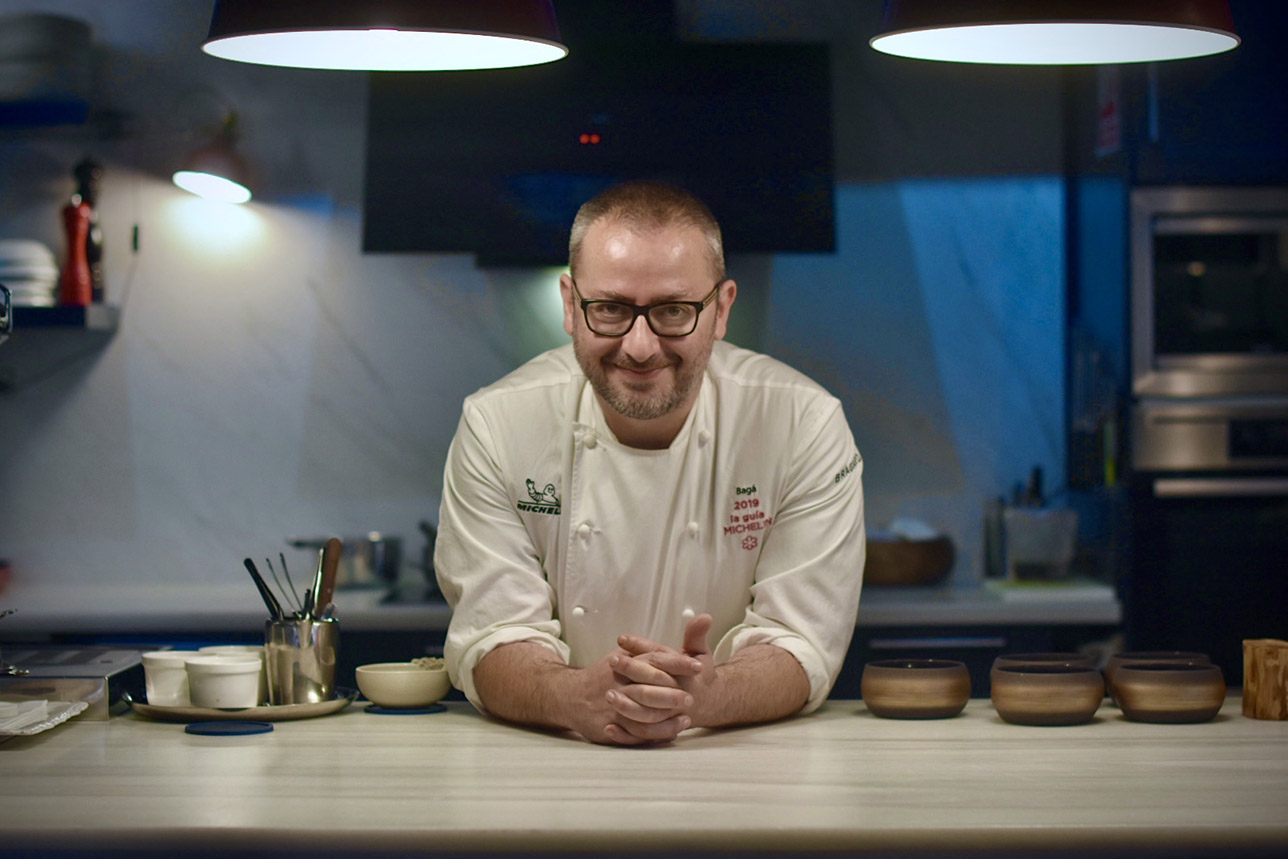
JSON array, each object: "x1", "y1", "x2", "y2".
[{"x1": 2, "y1": 697, "x2": 1284, "y2": 856}]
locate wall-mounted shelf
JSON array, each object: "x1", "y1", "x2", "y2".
[{"x1": 0, "y1": 304, "x2": 121, "y2": 391}]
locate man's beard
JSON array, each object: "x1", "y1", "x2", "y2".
[{"x1": 574, "y1": 342, "x2": 710, "y2": 422}]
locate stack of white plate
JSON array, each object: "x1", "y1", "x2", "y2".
[{"x1": 0, "y1": 239, "x2": 59, "y2": 307}]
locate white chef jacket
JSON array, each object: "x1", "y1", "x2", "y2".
[{"x1": 435, "y1": 341, "x2": 865, "y2": 714}]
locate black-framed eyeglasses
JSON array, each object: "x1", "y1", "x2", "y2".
[{"x1": 570, "y1": 279, "x2": 724, "y2": 338}]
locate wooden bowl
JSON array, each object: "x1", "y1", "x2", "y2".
[
  {"x1": 861, "y1": 658, "x2": 971, "y2": 719},
  {"x1": 993, "y1": 652, "x2": 1096, "y2": 670},
  {"x1": 1113, "y1": 662, "x2": 1226, "y2": 723},
  {"x1": 1105, "y1": 651, "x2": 1209, "y2": 703},
  {"x1": 991, "y1": 653, "x2": 1097, "y2": 694},
  {"x1": 991, "y1": 664, "x2": 1104, "y2": 726},
  {"x1": 863, "y1": 536, "x2": 955, "y2": 587}
]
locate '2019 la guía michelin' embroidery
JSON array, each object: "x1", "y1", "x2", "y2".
[{"x1": 725, "y1": 484, "x2": 771, "y2": 549}]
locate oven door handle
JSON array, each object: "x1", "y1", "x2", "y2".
[{"x1": 1154, "y1": 476, "x2": 1288, "y2": 498}]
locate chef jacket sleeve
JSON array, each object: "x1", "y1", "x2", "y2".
[
  {"x1": 435, "y1": 401, "x2": 571, "y2": 711},
  {"x1": 712, "y1": 399, "x2": 865, "y2": 713}
]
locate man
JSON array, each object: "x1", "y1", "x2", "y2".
[{"x1": 435, "y1": 181, "x2": 865, "y2": 745}]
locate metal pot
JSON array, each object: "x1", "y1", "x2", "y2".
[{"x1": 287, "y1": 533, "x2": 402, "y2": 590}]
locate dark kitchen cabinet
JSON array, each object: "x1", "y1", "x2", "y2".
[
  {"x1": 1063, "y1": 3, "x2": 1288, "y2": 185},
  {"x1": 1124, "y1": 481, "x2": 1288, "y2": 688}
]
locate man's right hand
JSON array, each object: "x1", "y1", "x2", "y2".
[
  {"x1": 578, "y1": 648, "x2": 695, "y2": 745},
  {"x1": 472, "y1": 640, "x2": 695, "y2": 745}
]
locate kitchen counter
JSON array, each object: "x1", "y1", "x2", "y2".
[
  {"x1": 0, "y1": 579, "x2": 1119, "y2": 637},
  {"x1": 1, "y1": 697, "x2": 1283, "y2": 857}
]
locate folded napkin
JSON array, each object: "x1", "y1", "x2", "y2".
[{"x1": 0, "y1": 699, "x2": 50, "y2": 733}]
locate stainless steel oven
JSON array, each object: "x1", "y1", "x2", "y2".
[
  {"x1": 1132, "y1": 399, "x2": 1288, "y2": 478},
  {"x1": 1130, "y1": 185, "x2": 1288, "y2": 398},
  {"x1": 1127, "y1": 186, "x2": 1288, "y2": 685}
]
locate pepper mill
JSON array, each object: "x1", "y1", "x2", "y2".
[
  {"x1": 58, "y1": 185, "x2": 93, "y2": 307},
  {"x1": 74, "y1": 158, "x2": 105, "y2": 303}
]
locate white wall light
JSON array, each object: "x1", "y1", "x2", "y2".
[{"x1": 171, "y1": 113, "x2": 253, "y2": 205}]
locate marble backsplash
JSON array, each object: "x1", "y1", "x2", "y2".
[{"x1": 1, "y1": 177, "x2": 1064, "y2": 595}]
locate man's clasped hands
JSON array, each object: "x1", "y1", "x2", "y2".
[{"x1": 589, "y1": 612, "x2": 718, "y2": 746}]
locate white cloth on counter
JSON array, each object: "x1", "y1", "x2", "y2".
[
  {"x1": 435, "y1": 341, "x2": 866, "y2": 713},
  {"x1": 0, "y1": 699, "x2": 47, "y2": 732},
  {"x1": 0, "y1": 698, "x2": 88, "y2": 736}
]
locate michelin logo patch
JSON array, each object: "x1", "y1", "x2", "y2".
[{"x1": 518, "y1": 478, "x2": 561, "y2": 515}]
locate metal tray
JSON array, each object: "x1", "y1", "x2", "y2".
[{"x1": 128, "y1": 687, "x2": 357, "y2": 723}]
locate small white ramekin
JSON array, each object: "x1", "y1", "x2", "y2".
[
  {"x1": 185, "y1": 654, "x2": 263, "y2": 709},
  {"x1": 141, "y1": 650, "x2": 204, "y2": 707}
]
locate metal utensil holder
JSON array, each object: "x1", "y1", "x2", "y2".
[{"x1": 265, "y1": 618, "x2": 338, "y2": 705}]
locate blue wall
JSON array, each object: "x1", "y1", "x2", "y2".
[{"x1": 765, "y1": 179, "x2": 1066, "y2": 580}]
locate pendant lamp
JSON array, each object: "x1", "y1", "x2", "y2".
[
  {"x1": 869, "y1": 0, "x2": 1240, "y2": 65},
  {"x1": 172, "y1": 113, "x2": 253, "y2": 204},
  {"x1": 202, "y1": 0, "x2": 568, "y2": 71}
]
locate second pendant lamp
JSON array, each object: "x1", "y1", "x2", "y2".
[{"x1": 869, "y1": 0, "x2": 1240, "y2": 65}]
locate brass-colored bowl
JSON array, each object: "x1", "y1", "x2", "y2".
[
  {"x1": 861, "y1": 658, "x2": 971, "y2": 719},
  {"x1": 991, "y1": 664, "x2": 1104, "y2": 726},
  {"x1": 1114, "y1": 662, "x2": 1226, "y2": 723}
]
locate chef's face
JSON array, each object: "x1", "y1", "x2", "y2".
[{"x1": 561, "y1": 219, "x2": 734, "y2": 432}]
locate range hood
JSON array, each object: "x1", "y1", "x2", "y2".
[{"x1": 362, "y1": 4, "x2": 834, "y2": 266}]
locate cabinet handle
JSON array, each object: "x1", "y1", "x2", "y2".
[
  {"x1": 868, "y1": 636, "x2": 1007, "y2": 650},
  {"x1": 1154, "y1": 477, "x2": 1288, "y2": 498}
]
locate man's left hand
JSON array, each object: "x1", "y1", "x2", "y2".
[{"x1": 604, "y1": 613, "x2": 718, "y2": 741}]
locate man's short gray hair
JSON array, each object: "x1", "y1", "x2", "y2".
[{"x1": 568, "y1": 181, "x2": 725, "y2": 282}]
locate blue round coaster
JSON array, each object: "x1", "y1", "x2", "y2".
[
  {"x1": 364, "y1": 703, "x2": 446, "y2": 715},
  {"x1": 185, "y1": 720, "x2": 274, "y2": 736}
]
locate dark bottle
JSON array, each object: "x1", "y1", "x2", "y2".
[{"x1": 73, "y1": 158, "x2": 104, "y2": 303}]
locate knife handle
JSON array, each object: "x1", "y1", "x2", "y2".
[
  {"x1": 317, "y1": 537, "x2": 342, "y2": 616},
  {"x1": 244, "y1": 558, "x2": 283, "y2": 620}
]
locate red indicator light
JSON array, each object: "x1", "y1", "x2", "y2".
[
  {"x1": 578, "y1": 132, "x2": 603, "y2": 145},
  {"x1": 579, "y1": 133, "x2": 590, "y2": 144}
]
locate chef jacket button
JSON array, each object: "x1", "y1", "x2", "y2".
[
  {"x1": 578, "y1": 522, "x2": 592, "y2": 538},
  {"x1": 571, "y1": 605, "x2": 586, "y2": 618},
  {"x1": 682, "y1": 608, "x2": 696, "y2": 622},
  {"x1": 583, "y1": 434, "x2": 598, "y2": 450},
  {"x1": 698, "y1": 430, "x2": 711, "y2": 446},
  {"x1": 686, "y1": 521, "x2": 699, "y2": 537}
]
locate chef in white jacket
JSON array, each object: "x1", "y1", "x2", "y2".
[{"x1": 436, "y1": 181, "x2": 865, "y2": 745}]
